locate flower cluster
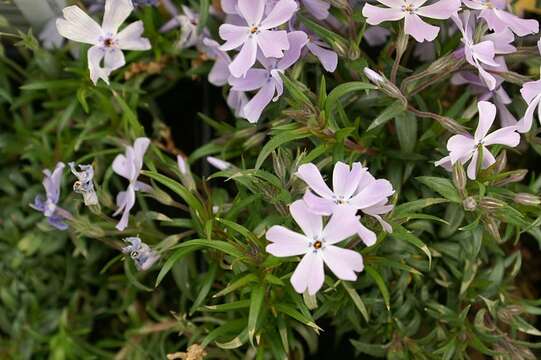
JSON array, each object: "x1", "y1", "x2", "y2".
[{"x1": 266, "y1": 162, "x2": 394, "y2": 294}]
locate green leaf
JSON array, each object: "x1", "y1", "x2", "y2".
[
  {"x1": 367, "y1": 101, "x2": 405, "y2": 131},
  {"x1": 213, "y1": 274, "x2": 258, "y2": 298},
  {"x1": 281, "y1": 73, "x2": 312, "y2": 106},
  {"x1": 255, "y1": 128, "x2": 310, "y2": 169},
  {"x1": 365, "y1": 265, "x2": 390, "y2": 311},
  {"x1": 142, "y1": 170, "x2": 206, "y2": 219},
  {"x1": 275, "y1": 304, "x2": 321, "y2": 332},
  {"x1": 325, "y1": 82, "x2": 375, "y2": 128},
  {"x1": 393, "y1": 225, "x2": 432, "y2": 268},
  {"x1": 248, "y1": 284, "x2": 265, "y2": 345},
  {"x1": 124, "y1": 260, "x2": 153, "y2": 292},
  {"x1": 204, "y1": 300, "x2": 251, "y2": 312},
  {"x1": 190, "y1": 264, "x2": 217, "y2": 315},
  {"x1": 395, "y1": 112, "x2": 417, "y2": 153},
  {"x1": 155, "y1": 247, "x2": 196, "y2": 286},
  {"x1": 342, "y1": 282, "x2": 369, "y2": 322},
  {"x1": 197, "y1": 0, "x2": 210, "y2": 33},
  {"x1": 416, "y1": 176, "x2": 461, "y2": 203}
]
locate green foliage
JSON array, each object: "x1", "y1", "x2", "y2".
[{"x1": 1, "y1": 1, "x2": 541, "y2": 359}]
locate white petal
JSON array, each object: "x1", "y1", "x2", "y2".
[
  {"x1": 322, "y1": 245, "x2": 364, "y2": 281},
  {"x1": 116, "y1": 21, "x2": 151, "y2": 50},
  {"x1": 265, "y1": 226, "x2": 309, "y2": 257},
  {"x1": 87, "y1": 45, "x2": 111, "y2": 85},
  {"x1": 290, "y1": 251, "x2": 325, "y2": 295},
  {"x1": 104, "y1": 48, "x2": 126, "y2": 71},
  {"x1": 56, "y1": 6, "x2": 102, "y2": 45},
  {"x1": 322, "y1": 205, "x2": 359, "y2": 245},
  {"x1": 290, "y1": 199, "x2": 322, "y2": 239},
  {"x1": 102, "y1": 0, "x2": 134, "y2": 35}
]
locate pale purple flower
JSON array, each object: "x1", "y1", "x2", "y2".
[
  {"x1": 40, "y1": 18, "x2": 64, "y2": 49},
  {"x1": 452, "y1": 71, "x2": 517, "y2": 127},
  {"x1": 266, "y1": 200, "x2": 364, "y2": 295},
  {"x1": 112, "y1": 137, "x2": 151, "y2": 231},
  {"x1": 160, "y1": 5, "x2": 204, "y2": 49},
  {"x1": 229, "y1": 31, "x2": 308, "y2": 122},
  {"x1": 30, "y1": 162, "x2": 71, "y2": 231},
  {"x1": 462, "y1": 0, "x2": 539, "y2": 37},
  {"x1": 305, "y1": 32, "x2": 338, "y2": 72},
  {"x1": 362, "y1": 0, "x2": 461, "y2": 42},
  {"x1": 122, "y1": 237, "x2": 160, "y2": 271},
  {"x1": 301, "y1": 0, "x2": 330, "y2": 20},
  {"x1": 202, "y1": 38, "x2": 249, "y2": 117},
  {"x1": 364, "y1": 26, "x2": 391, "y2": 46},
  {"x1": 517, "y1": 77, "x2": 541, "y2": 133},
  {"x1": 218, "y1": 0, "x2": 298, "y2": 77},
  {"x1": 69, "y1": 162, "x2": 99, "y2": 206},
  {"x1": 56, "y1": 0, "x2": 151, "y2": 85},
  {"x1": 297, "y1": 162, "x2": 395, "y2": 246},
  {"x1": 452, "y1": 11, "x2": 501, "y2": 90},
  {"x1": 435, "y1": 101, "x2": 520, "y2": 179}
]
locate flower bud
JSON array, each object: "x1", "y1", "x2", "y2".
[
  {"x1": 347, "y1": 41, "x2": 360, "y2": 60},
  {"x1": 483, "y1": 217, "x2": 502, "y2": 243},
  {"x1": 452, "y1": 163, "x2": 467, "y2": 197},
  {"x1": 207, "y1": 156, "x2": 232, "y2": 171},
  {"x1": 493, "y1": 169, "x2": 528, "y2": 187},
  {"x1": 479, "y1": 197, "x2": 506, "y2": 210},
  {"x1": 243, "y1": 132, "x2": 266, "y2": 149},
  {"x1": 513, "y1": 193, "x2": 541, "y2": 206},
  {"x1": 494, "y1": 150, "x2": 507, "y2": 174},
  {"x1": 363, "y1": 67, "x2": 408, "y2": 107},
  {"x1": 463, "y1": 196, "x2": 477, "y2": 211},
  {"x1": 435, "y1": 116, "x2": 468, "y2": 135}
]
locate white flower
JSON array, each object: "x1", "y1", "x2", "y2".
[{"x1": 56, "y1": 0, "x2": 151, "y2": 85}]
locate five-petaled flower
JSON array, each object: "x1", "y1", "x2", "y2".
[
  {"x1": 112, "y1": 137, "x2": 152, "y2": 231},
  {"x1": 56, "y1": 0, "x2": 151, "y2": 85},
  {"x1": 435, "y1": 101, "x2": 520, "y2": 179},
  {"x1": 362, "y1": 0, "x2": 461, "y2": 42},
  {"x1": 297, "y1": 162, "x2": 395, "y2": 246},
  {"x1": 228, "y1": 31, "x2": 308, "y2": 122},
  {"x1": 30, "y1": 162, "x2": 72, "y2": 230},
  {"x1": 218, "y1": 0, "x2": 298, "y2": 77},
  {"x1": 266, "y1": 200, "x2": 364, "y2": 295}
]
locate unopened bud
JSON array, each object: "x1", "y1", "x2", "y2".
[
  {"x1": 347, "y1": 41, "x2": 360, "y2": 60},
  {"x1": 272, "y1": 152, "x2": 287, "y2": 181},
  {"x1": 243, "y1": 133, "x2": 266, "y2": 149},
  {"x1": 150, "y1": 186, "x2": 175, "y2": 206},
  {"x1": 483, "y1": 217, "x2": 502, "y2": 243},
  {"x1": 363, "y1": 67, "x2": 408, "y2": 107},
  {"x1": 494, "y1": 150, "x2": 507, "y2": 174},
  {"x1": 497, "y1": 305, "x2": 522, "y2": 324},
  {"x1": 207, "y1": 156, "x2": 232, "y2": 171},
  {"x1": 513, "y1": 193, "x2": 541, "y2": 206},
  {"x1": 479, "y1": 197, "x2": 506, "y2": 210},
  {"x1": 463, "y1": 196, "x2": 477, "y2": 211},
  {"x1": 493, "y1": 169, "x2": 528, "y2": 187},
  {"x1": 435, "y1": 116, "x2": 468, "y2": 135},
  {"x1": 452, "y1": 163, "x2": 467, "y2": 197},
  {"x1": 177, "y1": 155, "x2": 196, "y2": 191},
  {"x1": 396, "y1": 29, "x2": 409, "y2": 57},
  {"x1": 332, "y1": 38, "x2": 349, "y2": 58}
]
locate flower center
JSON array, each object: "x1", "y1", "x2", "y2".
[
  {"x1": 104, "y1": 38, "x2": 114, "y2": 47},
  {"x1": 313, "y1": 241, "x2": 322, "y2": 249},
  {"x1": 250, "y1": 26, "x2": 259, "y2": 34},
  {"x1": 401, "y1": 3, "x2": 416, "y2": 13}
]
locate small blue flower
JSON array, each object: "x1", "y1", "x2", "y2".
[
  {"x1": 69, "y1": 162, "x2": 99, "y2": 206},
  {"x1": 30, "y1": 162, "x2": 72, "y2": 230},
  {"x1": 122, "y1": 237, "x2": 160, "y2": 271}
]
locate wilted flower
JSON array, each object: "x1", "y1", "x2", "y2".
[
  {"x1": 30, "y1": 162, "x2": 72, "y2": 230},
  {"x1": 121, "y1": 237, "x2": 160, "y2": 270},
  {"x1": 462, "y1": 0, "x2": 539, "y2": 37},
  {"x1": 297, "y1": 162, "x2": 394, "y2": 246},
  {"x1": 362, "y1": 0, "x2": 461, "y2": 42},
  {"x1": 56, "y1": 0, "x2": 151, "y2": 85},
  {"x1": 266, "y1": 200, "x2": 364, "y2": 295},
  {"x1": 229, "y1": 31, "x2": 308, "y2": 122},
  {"x1": 112, "y1": 137, "x2": 152, "y2": 231},
  {"x1": 69, "y1": 162, "x2": 99, "y2": 206},
  {"x1": 516, "y1": 76, "x2": 541, "y2": 133},
  {"x1": 218, "y1": 0, "x2": 298, "y2": 77},
  {"x1": 435, "y1": 101, "x2": 520, "y2": 180}
]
